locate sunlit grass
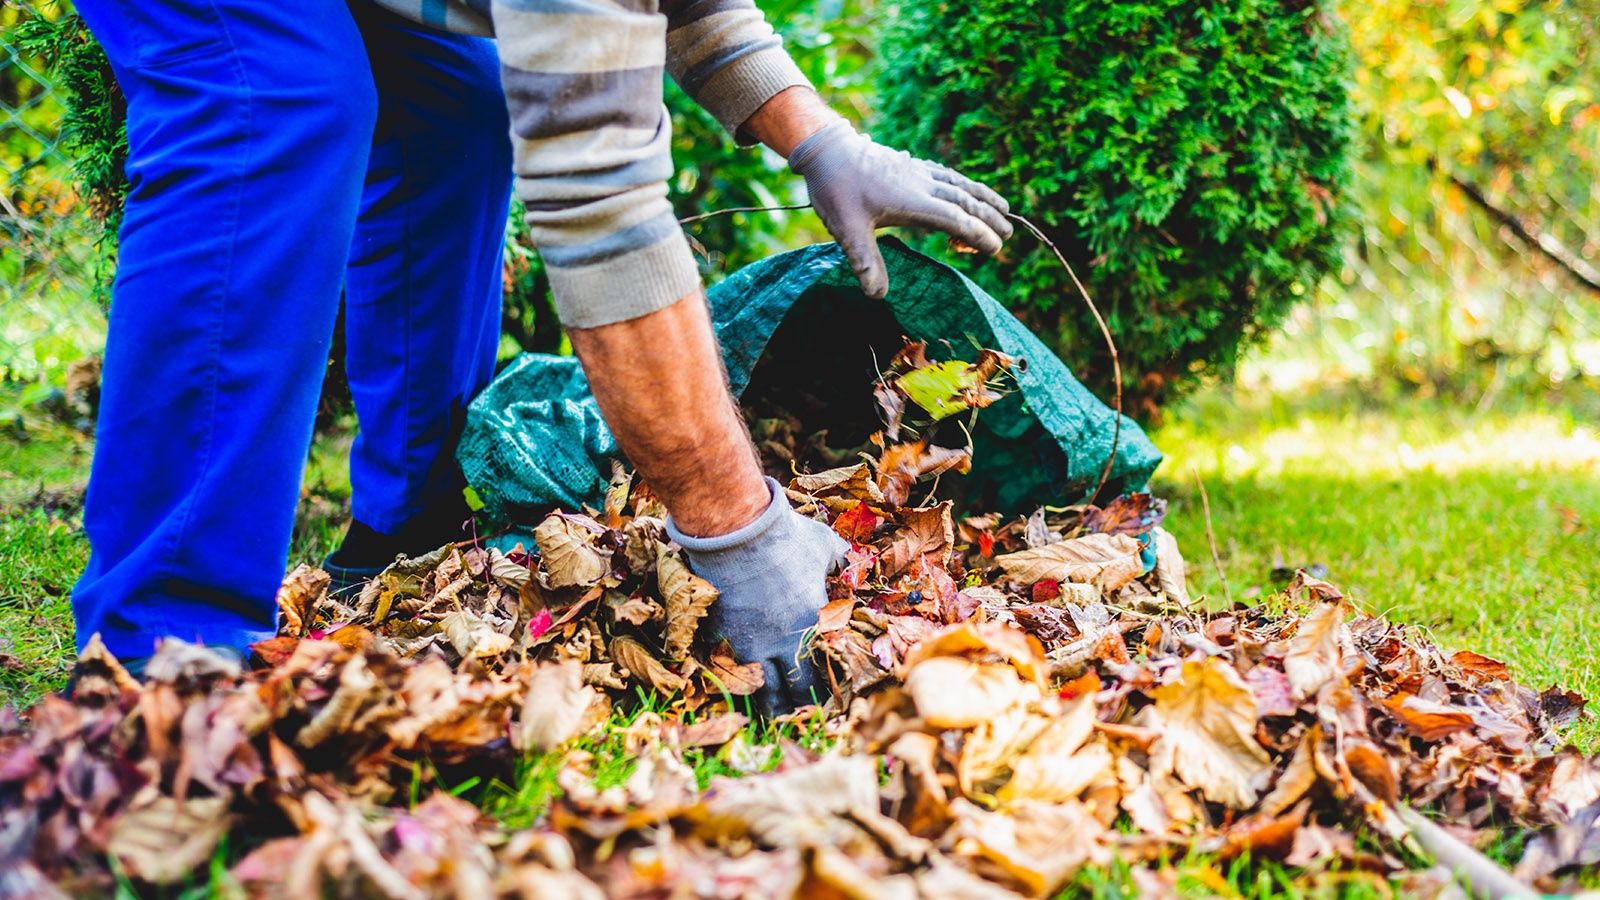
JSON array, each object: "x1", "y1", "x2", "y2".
[{"x1": 1153, "y1": 386, "x2": 1600, "y2": 750}]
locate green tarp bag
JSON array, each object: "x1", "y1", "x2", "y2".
[{"x1": 457, "y1": 239, "x2": 1161, "y2": 524}]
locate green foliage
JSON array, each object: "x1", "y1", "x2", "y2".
[
  {"x1": 1291, "y1": 0, "x2": 1600, "y2": 387},
  {"x1": 876, "y1": 0, "x2": 1355, "y2": 415},
  {"x1": 11, "y1": 6, "x2": 124, "y2": 277}
]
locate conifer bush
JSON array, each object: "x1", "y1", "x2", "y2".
[{"x1": 877, "y1": 0, "x2": 1354, "y2": 415}]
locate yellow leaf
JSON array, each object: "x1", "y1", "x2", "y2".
[
  {"x1": 905, "y1": 657, "x2": 1035, "y2": 728},
  {"x1": 1148, "y1": 658, "x2": 1272, "y2": 808}
]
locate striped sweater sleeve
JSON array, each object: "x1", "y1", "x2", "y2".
[
  {"x1": 662, "y1": 0, "x2": 812, "y2": 140},
  {"x1": 448, "y1": 0, "x2": 812, "y2": 327},
  {"x1": 490, "y1": 0, "x2": 699, "y2": 328}
]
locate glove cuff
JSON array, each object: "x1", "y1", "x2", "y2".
[
  {"x1": 786, "y1": 120, "x2": 857, "y2": 176},
  {"x1": 665, "y1": 477, "x2": 789, "y2": 556}
]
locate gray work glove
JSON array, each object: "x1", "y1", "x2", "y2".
[
  {"x1": 788, "y1": 121, "x2": 1013, "y2": 299},
  {"x1": 665, "y1": 477, "x2": 847, "y2": 717}
]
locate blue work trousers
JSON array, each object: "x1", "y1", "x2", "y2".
[{"x1": 71, "y1": 0, "x2": 513, "y2": 658}]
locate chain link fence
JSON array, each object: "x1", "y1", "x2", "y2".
[{"x1": 1, "y1": 0, "x2": 105, "y2": 384}]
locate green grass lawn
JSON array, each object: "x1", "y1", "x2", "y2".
[{"x1": 1152, "y1": 384, "x2": 1600, "y2": 750}]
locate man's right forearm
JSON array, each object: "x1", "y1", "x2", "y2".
[{"x1": 566, "y1": 292, "x2": 771, "y2": 538}]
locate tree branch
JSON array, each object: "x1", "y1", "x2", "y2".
[{"x1": 1432, "y1": 159, "x2": 1600, "y2": 297}]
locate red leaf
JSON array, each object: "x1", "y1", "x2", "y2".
[
  {"x1": 833, "y1": 501, "x2": 882, "y2": 543},
  {"x1": 528, "y1": 608, "x2": 554, "y2": 640}
]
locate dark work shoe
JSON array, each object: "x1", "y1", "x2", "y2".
[{"x1": 322, "y1": 554, "x2": 387, "y2": 599}]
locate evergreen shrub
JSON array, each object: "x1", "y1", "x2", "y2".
[{"x1": 877, "y1": 0, "x2": 1355, "y2": 415}]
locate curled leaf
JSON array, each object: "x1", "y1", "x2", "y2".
[
  {"x1": 657, "y1": 548, "x2": 717, "y2": 662},
  {"x1": 995, "y1": 533, "x2": 1144, "y2": 593},
  {"x1": 535, "y1": 513, "x2": 612, "y2": 589}
]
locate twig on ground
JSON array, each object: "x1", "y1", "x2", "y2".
[{"x1": 1192, "y1": 465, "x2": 1232, "y2": 606}]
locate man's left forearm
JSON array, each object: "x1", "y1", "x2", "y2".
[{"x1": 738, "y1": 85, "x2": 843, "y2": 158}]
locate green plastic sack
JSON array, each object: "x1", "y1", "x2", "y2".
[{"x1": 458, "y1": 239, "x2": 1162, "y2": 524}]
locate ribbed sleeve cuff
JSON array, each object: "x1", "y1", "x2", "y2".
[
  {"x1": 547, "y1": 229, "x2": 704, "y2": 329},
  {"x1": 695, "y1": 48, "x2": 812, "y2": 144},
  {"x1": 666, "y1": 477, "x2": 788, "y2": 557}
]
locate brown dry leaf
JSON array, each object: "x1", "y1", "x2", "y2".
[
  {"x1": 900, "y1": 622, "x2": 1049, "y2": 689},
  {"x1": 108, "y1": 792, "x2": 231, "y2": 885},
  {"x1": 535, "y1": 513, "x2": 612, "y2": 589},
  {"x1": 886, "y1": 731, "x2": 953, "y2": 837},
  {"x1": 438, "y1": 609, "x2": 514, "y2": 659},
  {"x1": 518, "y1": 661, "x2": 596, "y2": 753},
  {"x1": 950, "y1": 799, "x2": 1107, "y2": 896},
  {"x1": 1220, "y1": 807, "x2": 1306, "y2": 860},
  {"x1": 995, "y1": 533, "x2": 1144, "y2": 592},
  {"x1": 1283, "y1": 595, "x2": 1348, "y2": 699},
  {"x1": 1148, "y1": 658, "x2": 1273, "y2": 808},
  {"x1": 678, "y1": 713, "x2": 749, "y2": 748},
  {"x1": 997, "y1": 697, "x2": 1112, "y2": 806},
  {"x1": 276, "y1": 564, "x2": 329, "y2": 637},
  {"x1": 1083, "y1": 493, "x2": 1167, "y2": 537},
  {"x1": 657, "y1": 547, "x2": 717, "y2": 661},
  {"x1": 1516, "y1": 799, "x2": 1600, "y2": 881},
  {"x1": 877, "y1": 501, "x2": 954, "y2": 578},
  {"x1": 621, "y1": 516, "x2": 666, "y2": 574},
  {"x1": 1382, "y1": 693, "x2": 1475, "y2": 740},
  {"x1": 1451, "y1": 650, "x2": 1510, "y2": 681},
  {"x1": 1260, "y1": 726, "x2": 1322, "y2": 817},
  {"x1": 488, "y1": 548, "x2": 533, "y2": 589},
  {"x1": 611, "y1": 636, "x2": 687, "y2": 694},
  {"x1": 704, "y1": 640, "x2": 766, "y2": 697},
  {"x1": 1342, "y1": 739, "x2": 1399, "y2": 808},
  {"x1": 1288, "y1": 569, "x2": 1344, "y2": 602},
  {"x1": 1151, "y1": 528, "x2": 1192, "y2": 606},
  {"x1": 74, "y1": 632, "x2": 142, "y2": 695},
  {"x1": 819, "y1": 628, "x2": 891, "y2": 696},
  {"x1": 297, "y1": 653, "x2": 387, "y2": 748},
  {"x1": 695, "y1": 754, "x2": 915, "y2": 856},
  {"x1": 790, "y1": 464, "x2": 885, "y2": 503},
  {"x1": 606, "y1": 591, "x2": 663, "y2": 627},
  {"x1": 959, "y1": 706, "x2": 1054, "y2": 796},
  {"x1": 876, "y1": 440, "x2": 972, "y2": 507},
  {"x1": 905, "y1": 657, "x2": 1035, "y2": 728}
]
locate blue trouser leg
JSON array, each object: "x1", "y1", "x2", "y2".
[
  {"x1": 344, "y1": 4, "x2": 513, "y2": 537},
  {"x1": 72, "y1": 0, "x2": 379, "y2": 658}
]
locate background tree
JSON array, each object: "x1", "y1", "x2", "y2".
[{"x1": 875, "y1": 0, "x2": 1355, "y2": 418}]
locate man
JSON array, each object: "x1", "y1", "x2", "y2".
[{"x1": 71, "y1": 0, "x2": 1011, "y2": 714}]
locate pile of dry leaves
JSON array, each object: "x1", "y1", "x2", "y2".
[{"x1": 3, "y1": 346, "x2": 1598, "y2": 898}]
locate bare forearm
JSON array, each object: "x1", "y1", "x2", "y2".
[
  {"x1": 566, "y1": 292, "x2": 769, "y2": 537},
  {"x1": 739, "y1": 85, "x2": 842, "y2": 158}
]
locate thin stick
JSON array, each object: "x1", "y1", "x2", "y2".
[
  {"x1": 1192, "y1": 465, "x2": 1232, "y2": 605},
  {"x1": 1005, "y1": 213, "x2": 1123, "y2": 502},
  {"x1": 677, "y1": 203, "x2": 811, "y2": 226},
  {"x1": 1395, "y1": 805, "x2": 1537, "y2": 900}
]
